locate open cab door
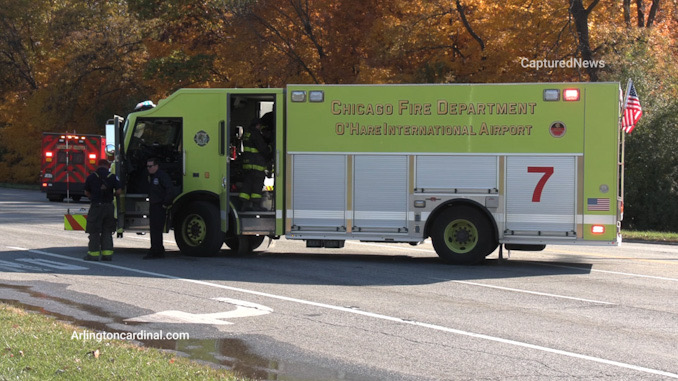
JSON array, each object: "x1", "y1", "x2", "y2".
[
  {"x1": 106, "y1": 115, "x2": 127, "y2": 237},
  {"x1": 223, "y1": 91, "x2": 281, "y2": 254}
]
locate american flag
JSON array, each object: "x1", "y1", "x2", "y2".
[
  {"x1": 588, "y1": 198, "x2": 610, "y2": 211},
  {"x1": 622, "y1": 82, "x2": 642, "y2": 134}
]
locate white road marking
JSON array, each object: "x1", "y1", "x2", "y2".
[
  {"x1": 4, "y1": 245, "x2": 678, "y2": 379},
  {"x1": 126, "y1": 297, "x2": 272, "y2": 325},
  {"x1": 0, "y1": 259, "x2": 46, "y2": 272},
  {"x1": 127, "y1": 311, "x2": 235, "y2": 325},
  {"x1": 451, "y1": 280, "x2": 615, "y2": 305},
  {"x1": 16, "y1": 258, "x2": 88, "y2": 271}
]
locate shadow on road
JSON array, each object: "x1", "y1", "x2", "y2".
[{"x1": 0, "y1": 245, "x2": 594, "y2": 287}]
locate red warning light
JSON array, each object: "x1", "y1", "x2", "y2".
[{"x1": 563, "y1": 89, "x2": 580, "y2": 101}]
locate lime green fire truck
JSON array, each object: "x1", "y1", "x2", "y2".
[{"x1": 106, "y1": 83, "x2": 623, "y2": 264}]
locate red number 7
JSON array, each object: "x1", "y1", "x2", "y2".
[{"x1": 527, "y1": 166, "x2": 554, "y2": 202}]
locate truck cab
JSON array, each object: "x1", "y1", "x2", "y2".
[{"x1": 109, "y1": 89, "x2": 284, "y2": 256}]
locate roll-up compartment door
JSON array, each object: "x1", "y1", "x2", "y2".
[
  {"x1": 416, "y1": 156, "x2": 497, "y2": 192},
  {"x1": 291, "y1": 154, "x2": 346, "y2": 231},
  {"x1": 353, "y1": 155, "x2": 408, "y2": 232}
]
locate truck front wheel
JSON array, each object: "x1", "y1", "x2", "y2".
[
  {"x1": 430, "y1": 205, "x2": 497, "y2": 265},
  {"x1": 224, "y1": 235, "x2": 265, "y2": 256},
  {"x1": 174, "y1": 201, "x2": 223, "y2": 257}
]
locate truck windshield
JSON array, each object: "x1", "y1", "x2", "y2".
[
  {"x1": 130, "y1": 118, "x2": 181, "y2": 149},
  {"x1": 126, "y1": 117, "x2": 183, "y2": 194}
]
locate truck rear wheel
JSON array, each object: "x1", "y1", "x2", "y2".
[
  {"x1": 430, "y1": 205, "x2": 497, "y2": 265},
  {"x1": 174, "y1": 201, "x2": 222, "y2": 257}
]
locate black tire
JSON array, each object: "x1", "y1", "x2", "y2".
[
  {"x1": 224, "y1": 235, "x2": 266, "y2": 256},
  {"x1": 174, "y1": 201, "x2": 223, "y2": 257},
  {"x1": 47, "y1": 194, "x2": 64, "y2": 202},
  {"x1": 430, "y1": 205, "x2": 497, "y2": 265}
]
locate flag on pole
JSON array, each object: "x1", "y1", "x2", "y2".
[{"x1": 622, "y1": 81, "x2": 642, "y2": 134}]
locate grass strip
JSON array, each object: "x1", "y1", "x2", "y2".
[
  {"x1": 622, "y1": 230, "x2": 678, "y2": 243},
  {"x1": 0, "y1": 183, "x2": 40, "y2": 190},
  {"x1": 0, "y1": 303, "x2": 249, "y2": 380}
]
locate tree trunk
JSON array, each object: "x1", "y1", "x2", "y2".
[
  {"x1": 636, "y1": 0, "x2": 645, "y2": 27},
  {"x1": 623, "y1": 0, "x2": 632, "y2": 26},
  {"x1": 455, "y1": 0, "x2": 485, "y2": 51},
  {"x1": 646, "y1": 0, "x2": 661, "y2": 27},
  {"x1": 569, "y1": 0, "x2": 601, "y2": 81}
]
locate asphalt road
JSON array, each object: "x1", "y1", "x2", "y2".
[{"x1": 1, "y1": 187, "x2": 677, "y2": 380}]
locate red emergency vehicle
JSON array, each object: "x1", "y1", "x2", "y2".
[{"x1": 40, "y1": 132, "x2": 107, "y2": 202}]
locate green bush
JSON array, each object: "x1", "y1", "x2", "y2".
[{"x1": 623, "y1": 103, "x2": 678, "y2": 230}]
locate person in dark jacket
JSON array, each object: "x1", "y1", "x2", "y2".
[
  {"x1": 84, "y1": 159, "x2": 122, "y2": 261},
  {"x1": 238, "y1": 118, "x2": 270, "y2": 211},
  {"x1": 144, "y1": 158, "x2": 174, "y2": 259}
]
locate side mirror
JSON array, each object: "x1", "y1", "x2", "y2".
[
  {"x1": 106, "y1": 144, "x2": 116, "y2": 155},
  {"x1": 105, "y1": 121, "x2": 116, "y2": 147}
]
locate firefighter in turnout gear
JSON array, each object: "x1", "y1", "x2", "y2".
[
  {"x1": 239, "y1": 118, "x2": 270, "y2": 211},
  {"x1": 84, "y1": 159, "x2": 121, "y2": 261}
]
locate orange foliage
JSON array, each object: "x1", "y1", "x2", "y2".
[{"x1": 1, "y1": 0, "x2": 677, "y2": 183}]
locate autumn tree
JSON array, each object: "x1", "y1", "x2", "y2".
[
  {"x1": 569, "y1": 0, "x2": 601, "y2": 81},
  {"x1": 0, "y1": 1, "x2": 148, "y2": 183},
  {"x1": 223, "y1": 0, "x2": 387, "y2": 85},
  {"x1": 624, "y1": 0, "x2": 662, "y2": 27},
  {"x1": 0, "y1": 0, "x2": 677, "y2": 234},
  {"x1": 599, "y1": 1, "x2": 678, "y2": 230},
  {"x1": 128, "y1": 0, "x2": 236, "y2": 92}
]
